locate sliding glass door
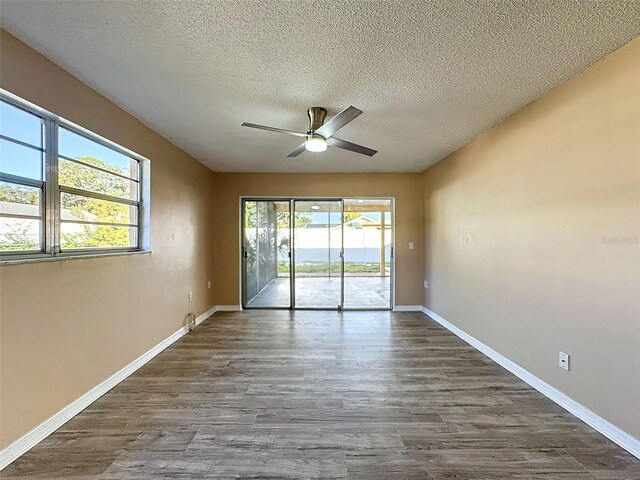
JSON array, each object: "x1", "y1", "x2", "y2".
[
  {"x1": 292, "y1": 200, "x2": 343, "y2": 309},
  {"x1": 242, "y1": 198, "x2": 393, "y2": 310},
  {"x1": 242, "y1": 199, "x2": 291, "y2": 308},
  {"x1": 342, "y1": 198, "x2": 392, "y2": 309}
]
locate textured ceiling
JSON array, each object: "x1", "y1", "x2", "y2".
[{"x1": 2, "y1": 1, "x2": 639, "y2": 173}]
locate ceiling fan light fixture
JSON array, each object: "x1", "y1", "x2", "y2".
[{"x1": 305, "y1": 135, "x2": 327, "y2": 152}]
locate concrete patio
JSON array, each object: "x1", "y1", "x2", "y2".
[{"x1": 246, "y1": 276, "x2": 391, "y2": 309}]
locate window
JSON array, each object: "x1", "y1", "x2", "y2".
[
  {"x1": 0, "y1": 100, "x2": 45, "y2": 253},
  {"x1": 0, "y1": 90, "x2": 149, "y2": 261}
]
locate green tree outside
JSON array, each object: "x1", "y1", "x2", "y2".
[
  {"x1": 0, "y1": 156, "x2": 135, "y2": 251},
  {"x1": 59, "y1": 157, "x2": 135, "y2": 249}
]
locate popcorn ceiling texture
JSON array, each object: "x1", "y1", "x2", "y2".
[{"x1": 2, "y1": 1, "x2": 639, "y2": 173}]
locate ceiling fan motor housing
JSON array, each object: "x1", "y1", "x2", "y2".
[{"x1": 307, "y1": 107, "x2": 327, "y2": 134}]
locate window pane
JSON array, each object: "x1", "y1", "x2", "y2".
[
  {"x1": 59, "y1": 127, "x2": 138, "y2": 180},
  {"x1": 0, "y1": 182, "x2": 42, "y2": 252},
  {"x1": 60, "y1": 223, "x2": 137, "y2": 250},
  {"x1": 0, "y1": 138, "x2": 43, "y2": 180},
  {"x1": 0, "y1": 100, "x2": 42, "y2": 147},
  {"x1": 0, "y1": 217, "x2": 41, "y2": 251},
  {"x1": 60, "y1": 191, "x2": 137, "y2": 225},
  {"x1": 0, "y1": 181, "x2": 41, "y2": 213},
  {"x1": 59, "y1": 158, "x2": 138, "y2": 201}
]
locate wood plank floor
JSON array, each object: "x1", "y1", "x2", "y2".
[{"x1": 3, "y1": 310, "x2": 639, "y2": 479}]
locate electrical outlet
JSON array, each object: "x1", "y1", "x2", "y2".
[
  {"x1": 207, "y1": 280, "x2": 211, "y2": 289},
  {"x1": 558, "y1": 351, "x2": 570, "y2": 371},
  {"x1": 424, "y1": 280, "x2": 429, "y2": 288},
  {"x1": 188, "y1": 291, "x2": 193, "y2": 301}
]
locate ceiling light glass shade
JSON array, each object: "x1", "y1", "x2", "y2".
[{"x1": 305, "y1": 136, "x2": 327, "y2": 152}]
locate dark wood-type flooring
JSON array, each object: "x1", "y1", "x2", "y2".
[{"x1": 2, "y1": 310, "x2": 639, "y2": 479}]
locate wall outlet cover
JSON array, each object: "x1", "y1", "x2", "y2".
[{"x1": 559, "y1": 351, "x2": 570, "y2": 371}]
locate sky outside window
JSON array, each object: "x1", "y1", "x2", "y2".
[{"x1": 1, "y1": 100, "x2": 137, "y2": 180}]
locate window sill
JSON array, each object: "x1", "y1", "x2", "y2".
[{"x1": 0, "y1": 249, "x2": 152, "y2": 266}]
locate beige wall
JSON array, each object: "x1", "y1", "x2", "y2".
[
  {"x1": 212, "y1": 173, "x2": 424, "y2": 307},
  {"x1": 422, "y1": 37, "x2": 640, "y2": 437},
  {"x1": 0, "y1": 31, "x2": 217, "y2": 448}
]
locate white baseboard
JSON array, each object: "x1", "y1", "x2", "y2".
[
  {"x1": 0, "y1": 304, "x2": 219, "y2": 470},
  {"x1": 393, "y1": 305, "x2": 423, "y2": 312},
  {"x1": 420, "y1": 306, "x2": 640, "y2": 460},
  {"x1": 214, "y1": 305, "x2": 242, "y2": 312},
  {"x1": 195, "y1": 305, "x2": 218, "y2": 326}
]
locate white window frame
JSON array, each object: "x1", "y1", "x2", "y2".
[{"x1": 0, "y1": 89, "x2": 151, "y2": 263}]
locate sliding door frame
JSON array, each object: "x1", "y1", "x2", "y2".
[
  {"x1": 341, "y1": 197, "x2": 395, "y2": 312},
  {"x1": 241, "y1": 198, "x2": 294, "y2": 310},
  {"x1": 240, "y1": 196, "x2": 394, "y2": 311},
  {"x1": 291, "y1": 198, "x2": 344, "y2": 311}
]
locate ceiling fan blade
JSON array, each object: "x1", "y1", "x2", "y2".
[
  {"x1": 241, "y1": 122, "x2": 309, "y2": 138},
  {"x1": 326, "y1": 137, "x2": 377, "y2": 157},
  {"x1": 287, "y1": 143, "x2": 307, "y2": 157},
  {"x1": 314, "y1": 106, "x2": 362, "y2": 139}
]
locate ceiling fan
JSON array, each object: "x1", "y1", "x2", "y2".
[{"x1": 241, "y1": 106, "x2": 377, "y2": 157}]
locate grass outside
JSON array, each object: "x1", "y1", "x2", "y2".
[{"x1": 278, "y1": 261, "x2": 390, "y2": 274}]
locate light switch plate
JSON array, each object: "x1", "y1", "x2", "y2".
[{"x1": 409, "y1": 242, "x2": 414, "y2": 250}]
